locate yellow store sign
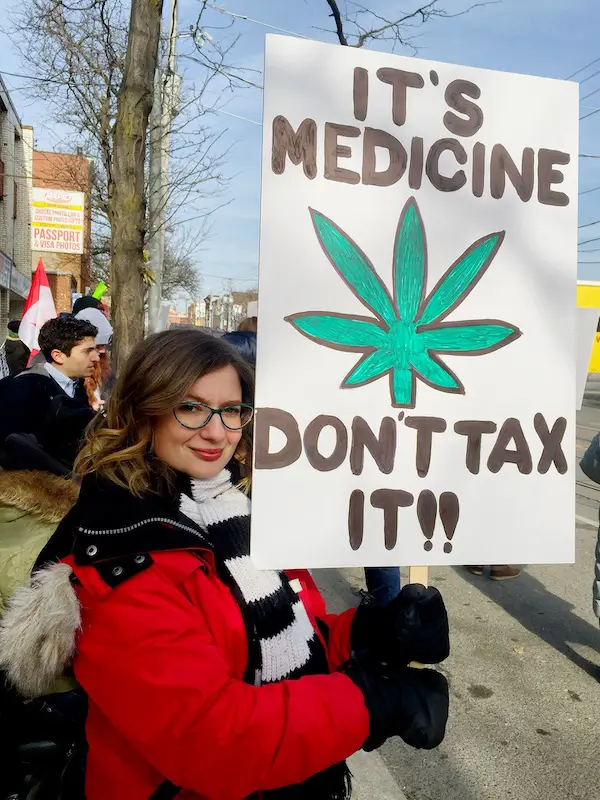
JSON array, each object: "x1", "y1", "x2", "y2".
[{"x1": 577, "y1": 281, "x2": 600, "y2": 372}]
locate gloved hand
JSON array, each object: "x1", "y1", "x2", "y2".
[
  {"x1": 342, "y1": 659, "x2": 449, "y2": 751},
  {"x1": 351, "y1": 583, "x2": 450, "y2": 666}
]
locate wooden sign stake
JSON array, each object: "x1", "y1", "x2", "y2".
[
  {"x1": 408, "y1": 565, "x2": 429, "y2": 587},
  {"x1": 408, "y1": 565, "x2": 429, "y2": 668}
]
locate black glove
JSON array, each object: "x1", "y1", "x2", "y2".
[
  {"x1": 351, "y1": 583, "x2": 450, "y2": 666},
  {"x1": 343, "y1": 659, "x2": 449, "y2": 751}
]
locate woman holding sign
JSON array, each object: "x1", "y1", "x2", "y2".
[{"x1": 0, "y1": 329, "x2": 450, "y2": 800}]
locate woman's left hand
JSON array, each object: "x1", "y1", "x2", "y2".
[{"x1": 351, "y1": 584, "x2": 450, "y2": 666}]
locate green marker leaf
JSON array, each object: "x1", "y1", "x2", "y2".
[{"x1": 287, "y1": 200, "x2": 520, "y2": 408}]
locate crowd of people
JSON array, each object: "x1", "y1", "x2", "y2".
[
  {"x1": 0, "y1": 298, "x2": 113, "y2": 476},
  {"x1": 0, "y1": 306, "x2": 451, "y2": 799}
]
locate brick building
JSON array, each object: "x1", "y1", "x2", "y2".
[
  {"x1": 168, "y1": 308, "x2": 191, "y2": 327},
  {"x1": 32, "y1": 150, "x2": 92, "y2": 312},
  {"x1": 0, "y1": 77, "x2": 33, "y2": 340}
]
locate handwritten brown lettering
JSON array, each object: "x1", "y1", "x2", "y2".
[
  {"x1": 254, "y1": 408, "x2": 302, "y2": 469},
  {"x1": 425, "y1": 138, "x2": 468, "y2": 192},
  {"x1": 376, "y1": 67, "x2": 425, "y2": 126},
  {"x1": 350, "y1": 416, "x2": 396, "y2": 475},
  {"x1": 405, "y1": 416, "x2": 447, "y2": 477},
  {"x1": 538, "y1": 149, "x2": 570, "y2": 207},
  {"x1": 271, "y1": 116, "x2": 317, "y2": 179},
  {"x1": 303, "y1": 414, "x2": 348, "y2": 471},
  {"x1": 454, "y1": 420, "x2": 497, "y2": 474},
  {"x1": 362, "y1": 127, "x2": 407, "y2": 186},
  {"x1": 324, "y1": 122, "x2": 361, "y2": 185},
  {"x1": 490, "y1": 144, "x2": 534, "y2": 201},
  {"x1": 487, "y1": 418, "x2": 533, "y2": 474},
  {"x1": 534, "y1": 413, "x2": 568, "y2": 474},
  {"x1": 371, "y1": 488, "x2": 414, "y2": 550},
  {"x1": 353, "y1": 67, "x2": 369, "y2": 121},
  {"x1": 348, "y1": 489, "x2": 365, "y2": 550}
]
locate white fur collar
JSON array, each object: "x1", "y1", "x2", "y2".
[{"x1": 0, "y1": 562, "x2": 80, "y2": 698}]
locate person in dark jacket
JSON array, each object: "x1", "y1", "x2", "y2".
[
  {"x1": 0, "y1": 315, "x2": 99, "y2": 471},
  {"x1": 580, "y1": 433, "x2": 600, "y2": 623},
  {"x1": 222, "y1": 329, "x2": 256, "y2": 367},
  {"x1": 72, "y1": 295, "x2": 104, "y2": 316},
  {"x1": 0, "y1": 330, "x2": 449, "y2": 800},
  {"x1": 4, "y1": 320, "x2": 30, "y2": 376}
]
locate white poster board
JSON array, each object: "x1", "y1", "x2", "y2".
[
  {"x1": 32, "y1": 187, "x2": 85, "y2": 255},
  {"x1": 252, "y1": 35, "x2": 578, "y2": 569},
  {"x1": 577, "y1": 308, "x2": 598, "y2": 410}
]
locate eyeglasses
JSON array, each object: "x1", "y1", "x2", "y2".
[{"x1": 173, "y1": 401, "x2": 254, "y2": 431}]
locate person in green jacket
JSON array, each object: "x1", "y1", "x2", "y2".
[
  {"x1": 0, "y1": 469, "x2": 78, "y2": 611},
  {"x1": 0, "y1": 468, "x2": 80, "y2": 797}
]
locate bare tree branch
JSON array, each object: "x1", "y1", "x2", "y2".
[
  {"x1": 319, "y1": 0, "x2": 493, "y2": 50},
  {"x1": 325, "y1": 0, "x2": 348, "y2": 45}
]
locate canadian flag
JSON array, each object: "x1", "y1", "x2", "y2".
[{"x1": 19, "y1": 258, "x2": 57, "y2": 363}]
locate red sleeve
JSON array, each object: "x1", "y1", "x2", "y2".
[
  {"x1": 319, "y1": 608, "x2": 357, "y2": 670},
  {"x1": 74, "y1": 569, "x2": 369, "y2": 800},
  {"x1": 285, "y1": 569, "x2": 357, "y2": 671}
]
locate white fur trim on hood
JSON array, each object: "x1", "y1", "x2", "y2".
[{"x1": 0, "y1": 562, "x2": 81, "y2": 698}]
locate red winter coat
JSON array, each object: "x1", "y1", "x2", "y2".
[{"x1": 66, "y1": 548, "x2": 370, "y2": 800}]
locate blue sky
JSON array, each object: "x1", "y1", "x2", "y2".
[{"x1": 0, "y1": 0, "x2": 599, "y2": 296}]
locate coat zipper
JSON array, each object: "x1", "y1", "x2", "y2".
[{"x1": 78, "y1": 517, "x2": 206, "y2": 539}]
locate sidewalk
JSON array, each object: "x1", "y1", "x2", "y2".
[
  {"x1": 317, "y1": 566, "x2": 408, "y2": 799},
  {"x1": 349, "y1": 750, "x2": 407, "y2": 799}
]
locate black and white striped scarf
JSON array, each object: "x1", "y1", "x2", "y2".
[{"x1": 178, "y1": 469, "x2": 352, "y2": 800}]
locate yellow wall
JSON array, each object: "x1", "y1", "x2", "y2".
[{"x1": 577, "y1": 283, "x2": 600, "y2": 372}]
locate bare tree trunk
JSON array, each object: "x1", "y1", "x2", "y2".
[{"x1": 110, "y1": 0, "x2": 164, "y2": 371}]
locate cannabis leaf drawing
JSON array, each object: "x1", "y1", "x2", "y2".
[{"x1": 285, "y1": 196, "x2": 521, "y2": 409}]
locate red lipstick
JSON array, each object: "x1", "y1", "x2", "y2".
[{"x1": 191, "y1": 448, "x2": 223, "y2": 462}]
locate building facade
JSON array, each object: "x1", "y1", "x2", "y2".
[
  {"x1": 204, "y1": 292, "x2": 244, "y2": 332},
  {"x1": 0, "y1": 78, "x2": 32, "y2": 340},
  {"x1": 232, "y1": 290, "x2": 258, "y2": 322},
  {"x1": 188, "y1": 301, "x2": 206, "y2": 326},
  {"x1": 32, "y1": 150, "x2": 92, "y2": 312}
]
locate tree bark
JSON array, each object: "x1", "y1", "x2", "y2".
[{"x1": 110, "y1": 0, "x2": 164, "y2": 371}]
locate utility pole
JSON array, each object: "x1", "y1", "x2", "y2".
[{"x1": 148, "y1": 0, "x2": 179, "y2": 333}]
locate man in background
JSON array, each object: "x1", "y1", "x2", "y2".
[
  {"x1": 0, "y1": 315, "x2": 99, "y2": 471},
  {"x1": 3, "y1": 321, "x2": 30, "y2": 376}
]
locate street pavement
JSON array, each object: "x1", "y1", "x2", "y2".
[{"x1": 316, "y1": 379, "x2": 600, "y2": 800}]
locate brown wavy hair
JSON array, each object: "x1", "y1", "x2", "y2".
[{"x1": 75, "y1": 329, "x2": 255, "y2": 496}]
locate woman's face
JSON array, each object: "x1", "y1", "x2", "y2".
[{"x1": 153, "y1": 365, "x2": 243, "y2": 479}]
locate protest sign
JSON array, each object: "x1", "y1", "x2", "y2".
[{"x1": 251, "y1": 35, "x2": 578, "y2": 570}]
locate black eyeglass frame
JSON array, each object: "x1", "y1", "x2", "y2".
[{"x1": 173, "y1": 401, "x2": 255, "y2": 431}]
